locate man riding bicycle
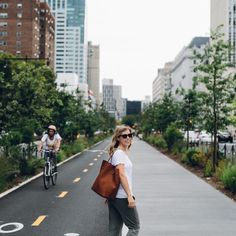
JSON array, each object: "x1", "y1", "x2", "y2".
[{"x1": 38, "y1": 125, "x2": 62, "y2": 172}]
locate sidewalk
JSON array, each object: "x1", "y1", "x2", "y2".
[{"x1": 122, "y1": 138, "x2": 236, "y2": 236}]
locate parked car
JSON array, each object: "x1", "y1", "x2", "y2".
[
  {"x1": 184, "y1": 130, "x2": 200, "y2": 143},
  {"x1": 199, "y1": 131, "x2": 212, "y2": 143},
  {"x1": 217, "y1": 131, "x2": 233, "y2": 143}
]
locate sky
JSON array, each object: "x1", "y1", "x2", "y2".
[{"x1": 86, "y1": 0, "x2": 210, "y2": 101}]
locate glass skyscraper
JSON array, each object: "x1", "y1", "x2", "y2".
[{"x1": 44, "y1": 0, "x2": 87, "y2": 83}]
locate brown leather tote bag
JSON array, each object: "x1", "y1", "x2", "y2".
[{"x1": 91, "y1": 159, "x2": 120, "y2": 199}]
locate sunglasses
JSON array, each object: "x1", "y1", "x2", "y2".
[{"x1": 119, "y1": 133, "x2": 133, "y2": 139}]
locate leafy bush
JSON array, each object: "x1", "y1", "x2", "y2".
[
  {"x1": 19, "y1": 157, "x2": 44, "y2": 176},
  {"x1": 145, "y1": 135, "x2": 156, "y2": 145},
  {"x1": 57, "y1": 150, "x2": 66, "y2": 162},
  {"x1": 70, "y1": 141, "x2": 86, "y2": 154},
  {"x1": 204, "y1": 159, "x2": 213, "y2": 177},
  {"x1": 164, "y1": 123, "x2": 183, "y2": 151},
  {"x1": 181, "y1": 149, "x2": 199, "y2": 166},
  {"x1": 182, "y1": 149, "x2": 208, "y2": 168},
  {"x1": 215, "y1": 159, "x2": 228, "y2": 180},
  {"x1": 221, "y1": 164, "x2": 236, "y2": 193},
  {"x1": 172, "y1": 140, "x2": 185, "y2": 155},
  {"x1": 153, "y1": 136, "x2": 167, "y2": 149},
  {"x1": 192, "y1": 151, "x2": 207, "y2": 168},
  {"x1": 0, "y1": 157, "x2": 10, "y2": 191}
]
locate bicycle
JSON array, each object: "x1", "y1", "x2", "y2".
[{"x1": 41, "y1": 149, "x2": 58, "y2": 189}]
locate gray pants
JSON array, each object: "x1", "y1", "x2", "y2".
[{"x1": 108, "y1": 198, "x2": 140, "y2": 236}]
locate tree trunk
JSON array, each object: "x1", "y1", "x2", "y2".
[{"x1": 212, "y1": 69, "x2": 217, "y2": 171}]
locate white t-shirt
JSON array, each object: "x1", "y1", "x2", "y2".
[
  {"x1": 111, "y1": 149, "x2": 133, "y2": 198},
  {"x1": 41, "y1": 133, "x2": 62, "y2": 150}
]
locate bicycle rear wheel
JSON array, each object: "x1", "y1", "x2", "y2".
[{"x1": 43, "y1": 164, "x2": 50, "y2": 189}]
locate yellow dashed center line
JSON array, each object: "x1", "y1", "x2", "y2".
[
  {"x1": 73, "y1": 177, "x2": 81, "y2": 183},
  {"x1": 58, "y1": 191, "x2": 68, "y2": 198},
  {"x1": 32, "y1": 215, "x2": 47, "y2": 226},
  {"x1": 89, "y1": 163, "x2": 94, "y2": 166},
  {"x1": 83, "y1": 169, "x2": 88, "y2": 173}
]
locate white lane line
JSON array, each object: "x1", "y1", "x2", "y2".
[
  {"x1": 97, "y1": 155, "x2": 101, "y2": 158},
  {"x1": 94, "y1": 158, "x2": 98, "y2": 161},
  {"x1": 64, "y1": 233, "x2": 80, "y2": 236},
  {"x1": 89, "y1": 163, "x2": 94, "y2": 166},
  {"x1": 83, "y1": 169, "x2": 88, "y2": 173}
]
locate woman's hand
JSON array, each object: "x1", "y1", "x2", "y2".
[{"x1": 128, "y1": 196, "x2": 136, "y2": 208}]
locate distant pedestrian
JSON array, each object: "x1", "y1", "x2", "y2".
[{"x1": 108, "y1": 125, "x2": 140, "y2": 236}]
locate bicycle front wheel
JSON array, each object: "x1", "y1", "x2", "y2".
[
  {"x1": 43, "y1": 164, "x2": 50, "y2": 189},
  {"x1": 51, "y1": 167, "x2": 57, "y2": 186}
]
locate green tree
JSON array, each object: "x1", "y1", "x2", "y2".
[
  {"x1": 194, "y1": 26, "x2": 236, "y2": 170},
  {"x1": 178, "y1": 89, "x2": 200, "y2": 149},
  {"x1": 141, "y1": 94, "x2": 180, "y2": 134},
  {"x1": 122, "y1": 114, "x2": 139, "y2": 127},
  {"x1": 0, "y1": 55, "x2": 56, "y2": 135}
]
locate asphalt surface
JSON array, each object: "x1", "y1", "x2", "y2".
[
  {"x1": 1, "y1": 138, "x2": 236, "y2": 236},
  {"x1": 0, "y1": 139, "x2": 111, "y2": 236}
]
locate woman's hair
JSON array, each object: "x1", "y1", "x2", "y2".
[{"x1": 108, "y1": 125, "x2": 132, "y2": 157}]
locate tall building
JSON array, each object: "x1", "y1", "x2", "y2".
[
  {"x1": 102, "y1": 79, "x2": 125, "y2": 119},
  {"x1": 40, "y1": 2, "x2": 55, "y2": 68},
  {"x1": 113, "y1": 85, "x2": 124, "y2": 120},
  {"x1": 152, "y1": 62, "x2": 172, "y2": 102},
  {"x1": 0, "y1": 0, "x2": 54, "y2": 67},
  {"x1": 126, "y1": 101, "x2": 142, "y2": 115},
  {"x1": 45, "y1": 0, "x2": 87, "y2": 85},
  {"x1": 87, "y1": 41, "x2": 100, "y2": 105},
  {"x1": 102, "y1": 79, "x2": 116, "y2": 117},
  {"x1": 142, "y1": 95, "x2": 151, "y2": 111},
  {"x1": 211, "y1": 0, "x2": 236, "y2": 63},
  {"x1": 170, "y1": 37, "x2": 209, "y2": 100}
]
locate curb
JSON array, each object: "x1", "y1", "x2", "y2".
[{"x1": 0, "y1": 139, "x2": 105, "y2": 199}]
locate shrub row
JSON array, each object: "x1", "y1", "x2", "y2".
[{"x1": 0, "y1": 134, "x2": 108, "y2": 193}]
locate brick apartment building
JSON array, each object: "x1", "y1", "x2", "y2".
[
  {"x1": 39, "y1": 1, "x2": 55, "y2": 68},
  {"x1": 0, "y1": 0, "x2": 54, "y2": 68}
]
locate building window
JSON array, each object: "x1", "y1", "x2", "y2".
[
  {"x1": 0, "y1": 31, "x2": 7, "y2": 36},
  {"x1": 0, "y1": 13, "x2": 8, "y2": 18},
  {"x1": 16, "y1": 32, "x2": 22, "y2": 37},
  {"x1": 0, "y1": 22, "x2": 7, "y2": 27},
  {"x1": 16, "y1": 50, "x2": 21, "y2": 55},
  {"x1": 16, "y1": 41, "x2": 21, "y2": 47},
  {"x1": 0, "y1": 41, "x2": 7, "y2": 46},
  {"x1": 17, "y1": 22, "x2": 22, "y2": 27},
  {"x1": 17, "y1": 3, "x2": 23, "y2": 9},
  {"x1": 17, "y1": 13, "x2": 22, "y2": 18},
  {"x1": 0, "y1": 3, "x2": 8, "y2": 9}
]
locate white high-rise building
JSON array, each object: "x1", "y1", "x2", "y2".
[
  {"x1": 211, "y1": 0, "x2": 236, "y2": 63},
  {"x1": 102, "y1": 79, "x2": 125, "y2": 119},
  {"x1": 152, "y1": 62, "x2": 172, "y2": 102},
  {"x1": 87, "y1": 41, "x2": 100, "y2": 105},
  {"x1": 44, "y1": 0, "x2": 87, "y2": 90},
  {"x1": 102, "y1": 79, "x2": 116, "y2": 117},
  {"x1": 170, "y1": 37, "x2": 209, "y2": 100},
  {"x1": 113, "y1": 85, "x2": 124, "y2": 120}
]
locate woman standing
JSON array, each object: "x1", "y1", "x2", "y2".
[{"x1": 108, "y1": 126, "x2": 140, "y2": 236}]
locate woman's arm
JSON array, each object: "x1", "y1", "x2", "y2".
[{"x1": 116, "y1": 164, "x2": 136, "y2": 208}]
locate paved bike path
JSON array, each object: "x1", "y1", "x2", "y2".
[{"x1": 122, "y1": 138, "x2": 236, "y2": 236}]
